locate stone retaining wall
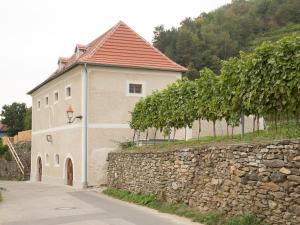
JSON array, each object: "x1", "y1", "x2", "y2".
[
  {"x1": 0, "y1": 141, "x2": 31, "y2": 180},
  {"x1": 107, "y1": 140, "x2": 300, "y2": 225}
]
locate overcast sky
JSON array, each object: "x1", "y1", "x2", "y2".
[{"x1": 0, "y1": 0, "x2": 231, "y2": 109}]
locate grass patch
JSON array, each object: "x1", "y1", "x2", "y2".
[
  {"x1": 103, "y1": 188, "x2": 268, "y2": 225},
  {"x1": 124, "y1": 124, "x2": 300, "y2": 152}
]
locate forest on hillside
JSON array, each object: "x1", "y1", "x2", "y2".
[{"x1": 153, "y1": 0, "x2": 300, "y2": 78}]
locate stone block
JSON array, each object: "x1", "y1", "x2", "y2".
[
  {"x1": 279, "y1": 167, "x2": 291, "y2": 175},
  {"x1": 264, "y1": 159, "x2": 285, "y2": 168}
]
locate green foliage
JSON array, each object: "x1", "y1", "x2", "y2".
[
  {"x1": 104, "y1": 188, "x2": 267, "y2": 225},
  {"x1": 153, "y1": 0, "x2": 300, "y2": 77},
  {"x1": 195, "y1": 68, "x2": 222, "y2": 136},
  {"x1": 119, "y1": 141, "x2": 136, "y2": 150},
  {"x1": 240, "y1": 35, "x2": 300, "y2": 119},
  {"x1": 0, "y1": 138, "x2": 10, "y2": 161},
  {"x1": 130, "y1": 34, "x2": 300, "y2": 143},
  {"x1": 24, "y1": 107, "x2": 32, "y2": 131},
  {"x1": 0, "y1": 102, "x2": 30, "y2": 136},
  {"x1": 130, "y1": 79, "x2": 197, "y2": 140}
]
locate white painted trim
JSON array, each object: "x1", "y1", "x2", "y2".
[
  {"x1": 65, "y1": 84, "x2": 72, "y2": 100},
  {"x1": 89, "y1": 123, "x2": 130, "y2": 129},
  {"x1": 32, "y1": 123, "x2": 131, "y2": 135},
  {"x1": 53, "y1": 90, "x2": 59, "y2": 104},
  {"x1": 32, "y1": 123, "x2": 82, "y2": 135},
  {"x1": 126, "y1": 80, "x2": 146, "y2": 97}
]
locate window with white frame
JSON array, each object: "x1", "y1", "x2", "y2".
[
  {"x1": 65, "y1": 86, "x2": 72, "y2": 99},
  {"x1": 54, "y1": 154, "x2": 60, "y2": 166},
  {"x1": 45, "y1": 96, "x2": 49, "y2": 107},
  {"x1": 127, "y1": 81, "x2": 145, "y2": 97},
  {"x1": 54, "y1": 91, "x2": 59, "y2": 104},
  {"x1": 37, "y1": 100, "x2": 41, "y2": 110}
]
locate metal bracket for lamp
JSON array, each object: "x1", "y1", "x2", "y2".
[{"x1": 66, "y1": 105, "x2": 83, "y2": 124}]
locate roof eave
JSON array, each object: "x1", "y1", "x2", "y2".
[
  {"x1": 80, "y1": 61, "x2": 187, "y2": 73},
  {"x1": 27, "y1": 63, "x2": 80, "y2": 95},
  {"x1": 27, "y1": 62, "x2": 187, "y2": 95}
]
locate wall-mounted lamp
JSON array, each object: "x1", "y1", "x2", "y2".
[
  {"x1": 66, "y1": 105, "x2": 83, "y2": 124},
  {"x1": 46, "y1": 134, "x2": 53, "y2": 143}
]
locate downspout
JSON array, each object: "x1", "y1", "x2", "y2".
[{"x1": 82, "y1": 63, "x2": 88, "y2": 188}]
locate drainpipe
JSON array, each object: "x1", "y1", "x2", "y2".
[{"x1": 82, "y1": 63, "x2": 88, "y2": 188}]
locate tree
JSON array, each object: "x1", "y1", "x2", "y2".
[
  {"x1": 24, "y1": 107, "x2": 32, "y2": 130},
  {"x1": 1, "y1": 103, "x2": 27, "y2": 136},
  {"x1": 153, "y1": 0, "x2": 300, "y2": 75},
  {"x1": 219, "y1": 57, "x2": 242, "y2": 135}
]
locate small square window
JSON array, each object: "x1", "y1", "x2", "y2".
[
  {"x1": 54, "y1": 91, "x2": 59, "y2": 103},
  {"x1": 129, "y1": 84, "x2": 142, "y2": 94},
  {"x1": 66, "y1": 86, "x2": 72, "y2": 99}
]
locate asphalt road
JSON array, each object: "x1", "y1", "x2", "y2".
[{"x1": 0, "y1": 181, "x2": 201, "y2": 225}]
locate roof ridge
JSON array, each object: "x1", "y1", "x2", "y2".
[
  {"x1": 118, "y1": 21, "x2": 186, "y2": 70},
  {"x1": 80, "y1": 21, "x2": 123, "y2": 61}
]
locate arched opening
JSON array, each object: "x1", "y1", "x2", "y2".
[
  {"x1": 37, "y1": 156, "x2": 42, "y2": 182},
  {"x1": 65, "y1": 158, "x2": 73, "y2": 186}
]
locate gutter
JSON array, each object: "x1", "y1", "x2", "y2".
[{"x1": 82, "y1": 63, "x2": 88, "y2": 188}]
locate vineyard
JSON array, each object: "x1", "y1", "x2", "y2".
[{"x1": 129, "y1": 35, "x2": 300, "y2": 144}]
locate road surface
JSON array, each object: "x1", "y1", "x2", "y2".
[{"x1": 0, "y1": 181, "x2": 201, "y2": 225}]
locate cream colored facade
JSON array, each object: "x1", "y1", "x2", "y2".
[{"x1": 30, "y1": 64, "x2": 182, "y2": 187}]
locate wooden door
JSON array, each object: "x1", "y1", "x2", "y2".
[{"x1": 67, "y1": 159, "x2": 73, "y2": 186}]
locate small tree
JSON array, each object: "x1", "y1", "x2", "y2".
[
  {"x1": 1, "y1": 102, "x2": 27, "y2": 136},
  {"x1": 195, "y1": 68, "x2": 222, "y2": 137}
]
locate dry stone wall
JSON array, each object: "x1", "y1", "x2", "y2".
[
  {"x1": 107, "y1": 140, "x2": 300, "y2": 225},
  {"x1": 0, "y1": 141, "x2": 31, "y2": 180}
]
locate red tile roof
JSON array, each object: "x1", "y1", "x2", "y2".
[
  {"x1": 0, "y1": 123, "x2": 8, "y2": 132},
  {"x1": 28, "y1": 21, "x2": 187, "y2": 94}
]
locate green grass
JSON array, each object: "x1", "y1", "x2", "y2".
[
  {"x1": 0, "y1": 192, "x2": 2, "y2": 202},
  {"x1": 103, "y1": 188, "x2": 268, "y2": 225},
  {"x1": 124, "y1": 124, "x2": 300, "y2": 152}
]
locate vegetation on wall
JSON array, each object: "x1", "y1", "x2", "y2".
[
  {"x1": 0, "y1": 103, "x2": 31, "y2": 136},
  {"x1": 104, "y1": 188, "x2": 268, "y2": 225},
  {"x1": 153, "y1": 0, "x2": 300, "y2": 76},
  {"x1": 130, "y1": 35, "x2": 300, "y2": 141}
]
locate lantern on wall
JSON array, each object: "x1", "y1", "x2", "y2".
[{"x1": 66, "y1": 105, "x2": 82, "y2": 124}]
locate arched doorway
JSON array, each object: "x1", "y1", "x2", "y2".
[
  {"x1": 37, "y1": 157, "x2": 42, "y2": 182},
  {"x1": 65, "y1": 158, "x2": 73, "y2": 186}
]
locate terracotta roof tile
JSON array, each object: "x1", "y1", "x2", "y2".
[
  {"x1": 28, "y1": 21, "x2": 187, "y2": 94},
  {"x1": 0, "y1": 123, "x2": 8, "y2": 132}
]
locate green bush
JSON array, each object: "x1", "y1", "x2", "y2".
[{"x1": 0, "y1": 139, "x2": 8, "y2": 157}]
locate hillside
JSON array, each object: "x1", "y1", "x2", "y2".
[{"x1": 153, "y1": 0, "x2": 300, "y2": 78}]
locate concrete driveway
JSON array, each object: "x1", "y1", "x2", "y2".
[{"x1": 0, "y1": 181, "x2": 200, "y2": 225}]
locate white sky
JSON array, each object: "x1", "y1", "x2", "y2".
[{"x1": 0, "y1": 0, "x2": 231, "y2": 109}]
